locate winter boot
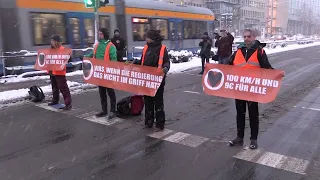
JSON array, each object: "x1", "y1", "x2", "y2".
[
  {"x1": 96, "y1": 111, "x2": 108, "y2": 118},
  {"x1": 249, "y1": 140, "x2": 258, "y2": 149},
  {"x1": 108, "y1": 112, "x2": 117, "y2": 120},
  {"x1": 228, "y1": 137, "x2": 244, "y2": 146},
  {"x1": 62, "y1": 104, "x2": 72, "y2": 111}
]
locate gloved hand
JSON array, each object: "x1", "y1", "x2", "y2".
[{"x1": 163, "y1": 67, "x2": 169, "y2": 74}]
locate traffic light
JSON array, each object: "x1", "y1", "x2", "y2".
[
  {"x1": 100, "y1": 0, "x2": 109, "y2": 7},
  {"x1": 84, "y1": 0, "x2": 96, "y2": 8}
]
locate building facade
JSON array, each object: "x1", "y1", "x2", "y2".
[
  {"x1": 266, "y1": 0, "x2": 289, "y2": 35},
  {"x1": 206, "y1": 0, "x2": 267, "y2": 35},
  {"x1": 287, "y1": 0, "x2": 320, "y2": 35},
  {"x1": 267, "y1": 0, "x2": 320, "y2": 35},
  {"x1": 239, "y1": 0, "x2": 267, "y2": 33}
]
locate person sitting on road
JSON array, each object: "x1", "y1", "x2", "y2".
[
  {"x1": 131, "y1": 29, "x2": 170, "y2": 130},
  {"x1": 47, "y1": 34, "x2": 72, "y2": 111},
  {"x1": 228, "y1": 28, "x2": 284, "y2": 149},
  {"x1": 84, "y1": 28, "x2": 118, "y2": 119}
]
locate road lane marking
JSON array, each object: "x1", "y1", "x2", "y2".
[
  {"x1": 294, "y1": 106, "x2": 320, "y2": 111},
  {"x1": 234, "y1": 149, "x2": 309, "y2": 175},
  {"x1": 35, "y1": 103, "x2": 124, "y2": 126},
  {"x1": 184, "y1": 90, "x2": 201, "y2": 95}
]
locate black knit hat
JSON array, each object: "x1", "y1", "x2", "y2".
[
  {"x1": 50, "y1": 34, "x2": 61, "y2": 42},
  {"x1": 204, "y1": 32, "x2": 208, "y2": 35},
  {"x1": 146, "y1": 29, "x2": 164, "y2": 41},
  {"x1": 114, "y1": 28, "x2": 120, "y2": 34},
  {"x1": 99, "y1": 28, "x2": 109, "y2": 40}
]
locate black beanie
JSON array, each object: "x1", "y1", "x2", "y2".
[
  {"x1": 99, "y1": 28, "x2": 109, "y2": 40},
  {"x1": 204, "y1": 32, "x2": 208, "y2": 35},
  {"x1": 51, "y1": 34, "x2": 61, "y2": 42},
  {"x1": 114, "y1": 28, "x2": 120, "y2": 34},
  {"x1": 146, "y1": 29, "x2": 164, "y2": 41}
]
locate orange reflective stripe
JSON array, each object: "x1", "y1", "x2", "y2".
[
  {"x1": 104, "y1": 42, "x2": 114, "y2": 61},
  {"x1": 141, "y1": 45, "x2": 166, "y2": 69},
  {"x1": 233, "y1": 49, "x2": 260, "y2": 68},
  {"x1": 158, "y1": 45, "x2": 166, "y2": 69},
  {"x1": 141, "y1": 45, "x2": 148, "y2": 66}
]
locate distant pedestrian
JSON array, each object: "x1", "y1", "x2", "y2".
[
  {"x1": 199, "y1": 32, "x2": 212, "y2": 74},
  {"x1": 228, "y1": 29, "x2": 284, "y2": 149},
  {"x1": 111, "y1": 29, "x2": 126, "y2": 62},
  {"x1": 47, "y1": 34, "x2": 72, "y2": 110},
  {"x1": 84, "y1": 28, "x2": 118, "y2": 119},
  {"x1": 215, "y1": 29, "x2": 234, "y2": 64},
  {"x1": 132, "y1": 29, "x2": 170, "y2": 130}
]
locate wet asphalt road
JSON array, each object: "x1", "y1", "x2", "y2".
[{"x1": 1, "y1": 46, "x2": 320, "y2": 180}]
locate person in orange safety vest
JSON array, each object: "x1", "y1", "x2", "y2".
[
  {"x1": 228, "y1": 29, "x2": 285, "y2": 149},
  {"x1": 132, "y1": 29, "x2": 170, "y2": 130},
  {"x1": 47, "y1": 34, "x2": 72, "y2": 110}
]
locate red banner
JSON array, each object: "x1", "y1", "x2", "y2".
[
  {"x1": 82, "y1": 58, "x2": 165, "y2": 97},
  {"x1": 34, "y1": 48, "x2": 72, "y2": 71},
  {"x1": 202, "y1": 64, "x2": 283, "y2": 103}
]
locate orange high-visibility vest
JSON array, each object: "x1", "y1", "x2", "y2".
[
  {"x1": 233, "y1": 48, "x2": 264, "y2": 68},
  {"x1": 93, "y1": 42, "x2": 115, "y2": 61},
  {"x1": 49, "y1": 46, "x2": 68, "y2": 76},
  {"x1": 141, "y1": 45, "x2": 166, "y2": 68}
]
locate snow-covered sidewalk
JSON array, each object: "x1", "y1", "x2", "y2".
[{"x1": 0, "y1": 81, "x2": 96, "y2": 105}]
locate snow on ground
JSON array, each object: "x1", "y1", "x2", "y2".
[{"x1": 0, "y1": 81, "x2": 95, "y2": 104}]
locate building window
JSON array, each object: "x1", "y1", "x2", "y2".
[
  {"x1": 31, "y1": 13, "x2": 66, "y2": 45},
  {"x1": 132, "y1": 17, "x2": 150, "y2": 41},
  {"x1": 183, "y1": 20, "x2": 207, "y2": 39},
  {"x1": 151, "y1": 19, "x2": 168, "y2": 40}
]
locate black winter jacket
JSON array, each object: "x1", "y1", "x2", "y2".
[
  {"x1": 133, "y1": 41, "x2": 170, "y2": 72},
  {"x1": 229, "y1": 40, "x2": 274, "y2": 69}
]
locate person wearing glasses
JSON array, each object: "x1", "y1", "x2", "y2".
[{"x1": 227, "y1": 28, "x2": 284, "y2": 149}]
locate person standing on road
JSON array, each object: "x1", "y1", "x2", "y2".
[
  {"x1": 48, "y1": 34, "x2": 72, "y2": 111},
  {"x1": 132, "y1": 29, "x2": 170, "y2": 130},
  {"x1": 199, "y1": 32, "x2": 212, "y2": 74},
  {"x1": 215, "y1": 29, "x2": 234, "y2": 64},
  {"x1": 228, "y1": 29, "x2": 279, "y2": 149},
  {"x1": 111, "y1": 29, "x2": 126, "y2": 62},
  {"x1": 84, "y1": 28, "x2": 118, "y2": 119}
]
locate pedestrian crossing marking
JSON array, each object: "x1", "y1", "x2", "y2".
[
  {"x1": 35, "y1": 103, "x2": 124, "y2": 126},
  {"x1": 234, "y1": 148, "x2": 309, "y2": 175},
  {"x1": 148, "y1": 130, "x2": 209, "y2": 148}
]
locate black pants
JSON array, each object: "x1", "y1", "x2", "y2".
[
  {"x1": 235, "y1": 99, "x2": 259, "y2": 140},
  {"x1": 144, "y1": 80, "x2": 165, "y2": 125},
  {"x1": 50, "y1": 75, "x2": 72, "y2": 105},
  {"x1": 98, "y1": 86, "x2": 116, "y2": 112},
  {"x1": 201, "y1": 56, "x2": 210, "y2": 72}
]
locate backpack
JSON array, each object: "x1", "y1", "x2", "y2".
[
  {"x1": 28, "y1": 86, "x2": 45, "y2": 102},
  {"x1": 117, "y1": 95, "x2": 144, "y2": 116},
  {"x1": 130, "y1": 95, "x2": 144, "y2": 115}
]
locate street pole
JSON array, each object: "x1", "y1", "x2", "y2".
[{"x1": 94, "y1": 0, "x2": 99, "y2": 46}]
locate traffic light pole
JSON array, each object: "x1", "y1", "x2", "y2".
[{"x1": 94, "y1": 0, "x2": 99, "y2": 45}]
